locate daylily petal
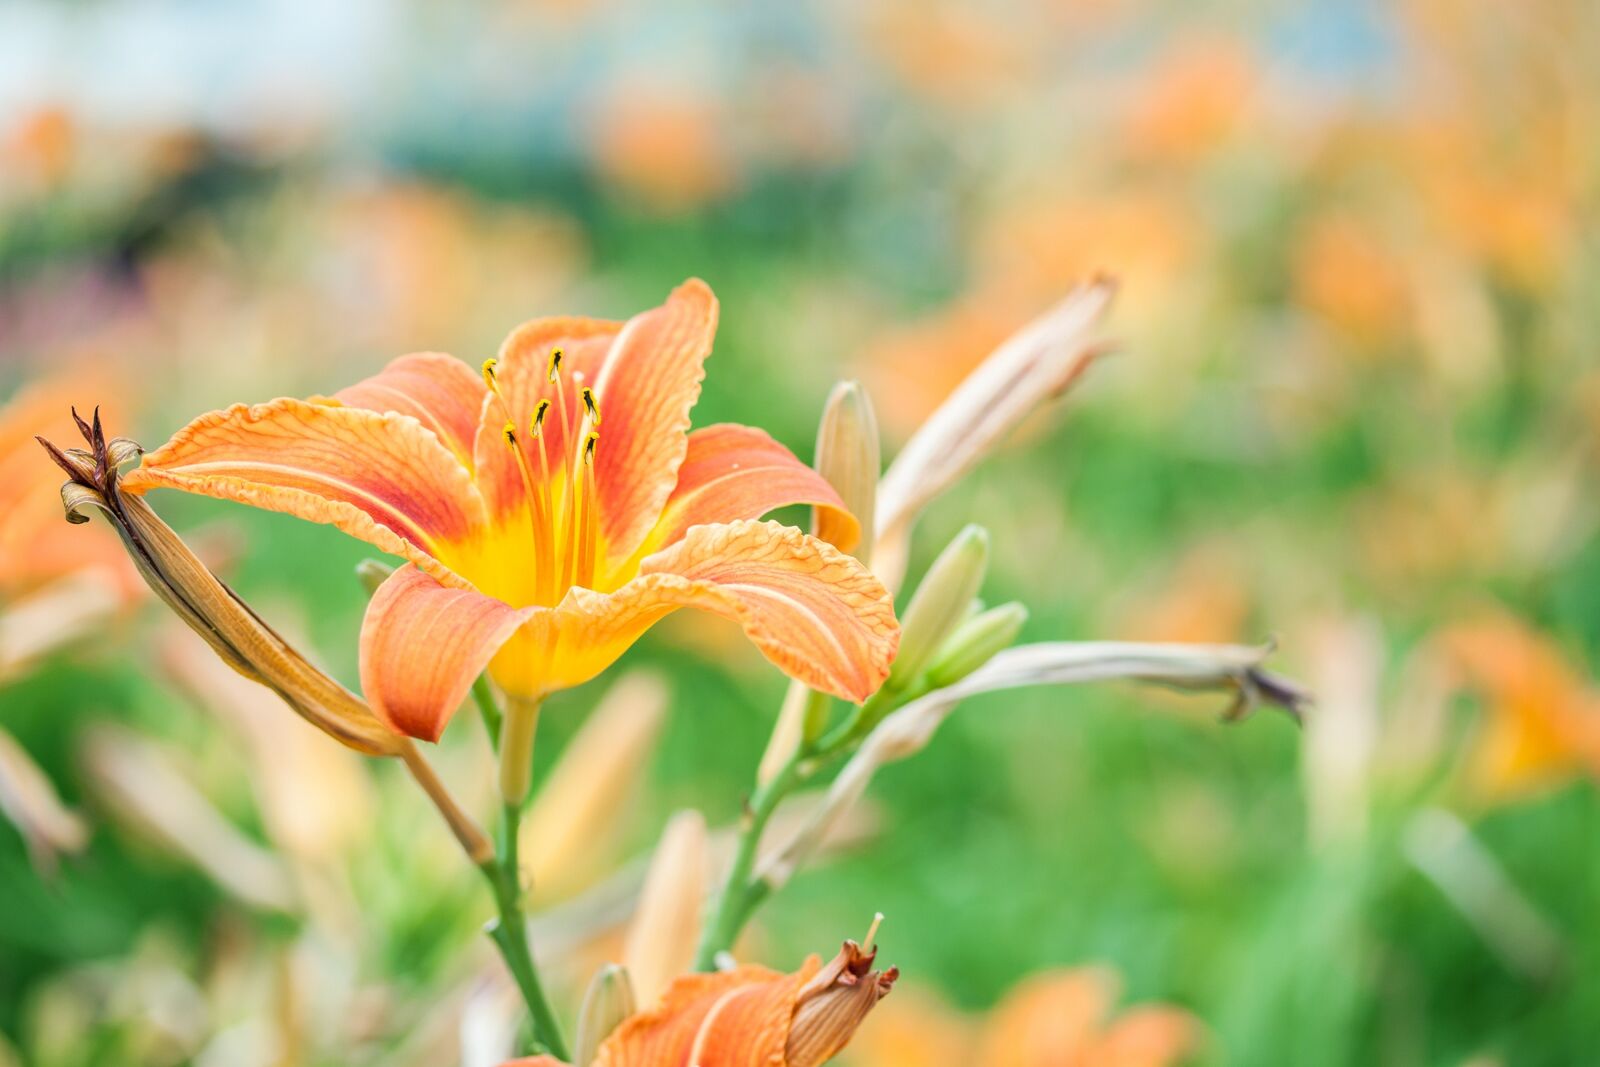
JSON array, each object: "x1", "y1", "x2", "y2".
[
  {"x1": 322, "y1": 352, "x2": 487, "y2": 470},
  {"x1": 489, "y1": 520, "x2": 897, "y2": 702},
  {"x1": 641, "y1": 423, "x2": 859, "y2": 558},
  {"x1": 360, "y1": 564, "x2": 534, "y2": 742},
  {"x1": 595, "y1": 961, "x2": 816, "y2": 1067},
  {"x1": 120, "y1": 399, "x2": 487, "y2": 586},
  {"x1": 591, "y1": 279, "x2": 719, "y2": 568},
  {"x1": 472, "y1": 316, "x2": 623, "y2": 522}
]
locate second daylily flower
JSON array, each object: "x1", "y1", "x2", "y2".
[{"x1": 120, "y1": 280, "x2": 899, "y2": 741}]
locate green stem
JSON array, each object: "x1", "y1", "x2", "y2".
[
  {"x1": 483, "y1": 800, "x2": 569, "y2": 1061},
  {"x1": 472, "y1": 686, "x2": 566, "y2": 1060},
  {"x1": 473, "y1": 674, "x2": 503, "y2": 749},
  {"x1": 693, "y1": 755, "x2": 804, "y2": 970},
  {"x1": 694, "y1": 683, "x2": 924, "y2": 971}
]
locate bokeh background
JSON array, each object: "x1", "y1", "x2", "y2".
[{"x1": 2, "y1": 1, "x2": 1597, "y2": 1064}]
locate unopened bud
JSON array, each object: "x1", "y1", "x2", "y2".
[
  {"x1": 355, "y1": 558, "x2": 395, "y2": 596},
  {"x1": 888, "y1": 525, "x2": 989, "y2": 688},
  {"x1": 622, "y1": 810, "x2": 707, "y2": 1006},
  {"x1": 926, "y1": 602, "x2": 1028, "y2": 688},
  {"x1": 574, "y1": 963, "x2": 637, "y2": 1067},
  {"x1": 813, "y1": 381, "x2": 880, "y2": 561},
  {"x1": 786, "y1": 940, "x2": 898, "y2": 1067}
]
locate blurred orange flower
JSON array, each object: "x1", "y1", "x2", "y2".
[
  {"x1": 1118, "y1": 37, "x2": 1256, "y2": 163},
  {"x1": 1434, "y1": 612, "x2": 1600, "y2": 803},
  {"x1": 856, "y1": 0, "x2": 1035, "y2": 108},
  {"x1": 1291, "y1": 210, "x2": 1413, "y2": 351},
  {"x1": 589, "y1": 89, "x2": 737, "y2": 212},
  {"x1": 121, "y1": 281, "x2": 898, "y2": 741},
  {"x1": 846, "y1": 965, "x2": 1199, "y2": 1067},
  {"x1": 1, "y1": 374, "x2": 140, "y2": 618}
]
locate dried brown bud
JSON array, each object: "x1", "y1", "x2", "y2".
[
  {"x1": 38, "y1": 410, "x2": 402, "y2": 757},
  {"x1": 785, "y1": 939, "x2": 899, "y2": 1067}
]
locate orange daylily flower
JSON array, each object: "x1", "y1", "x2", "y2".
[
  {"x1": 506, "y1": 940, "x2": 896, "y2": 1067},
  {"x1": 119, "y1": 280, "x2": 899, "y2": 741}
]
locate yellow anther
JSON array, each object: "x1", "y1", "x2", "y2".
[
  {"x1": 581, "y1": 386, "x2": 602, "y2": 426},
  {"x1": 583, "y1": 430, "x2": 599, "y2": 465},
  {"x1": 531, "y1": 398, "x2": 551, "y2": 437},
  {"x1": 482, "y1": 358, "x2": 501, "y2": 392},
  {"x1": 547, "y1": 347, "x2": 564, "y2": 383},
  {"x1": 502, "y1": 421, "x2": 517, "y2": 446}
]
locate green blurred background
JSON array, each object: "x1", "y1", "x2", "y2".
[{"x1": 2, "y1": 1, "x2": 1597, "y2": 1065}]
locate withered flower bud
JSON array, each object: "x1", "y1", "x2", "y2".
[
  {"x1": 785, "y1": 939, "x2": 899, "y2": 1067},
  {"x1": 38, "y1": 409, "x2": 402, "y2": 757}
]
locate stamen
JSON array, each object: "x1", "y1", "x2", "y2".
[
  {"x1": 549, "y1": 349, "x2": 578, "y2": 588},
  {"x1": 528, "y1": 403, "x2": 557, "y2": 602},
  {"x1": 498, "y1": 416, "x2": 551, "y2": 604},
  {"x1": 863, "y1": 912, "x2": 884, "y2": 952},
  {"x1": 581, "y1": 387, "x2": 602, "y2": 426},
  {"x1": 576, "y1": 431, "x2": 600, "y2": 589},
  {"x1": 482, "y1": 358, "x2": 501, "y2": 393}
]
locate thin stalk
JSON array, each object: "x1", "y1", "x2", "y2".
[
  {"x1": 694, "y1": 684, "x2": 919, "y2": 971},
  {"x1": 693, "y1": 755, "x2": 804, "y2": 970},
  {"x1": 482, "y1": 800, "x2": 569, "y2": 1060},
  {"x1": 397, "y1": 741, "x2": 494, "y2": 866}
]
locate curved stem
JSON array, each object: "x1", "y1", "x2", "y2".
[
  {"x1": 694, "y1": 687, "x2": 909, "y2": 971},
  {"x1": 397, "y1": 741, "x2": 494, "y2": 866}
]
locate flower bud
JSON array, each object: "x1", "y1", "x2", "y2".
[
  {"x1": 622, "y1": 810, "x2": 707, "y2": 1006},
  {"x1": 574, "y1": 963, "x2": 637, "y2": 1067},
  {"x1": 355, "y1": 558, "x2": 395, "y2": 596},
  {"x1": 875, "y1": 280, "x2": 1113, "y2": 590},
  {"x1": 925, "y1": 602, "x2": 1029, "y2": 689},
  {"x1": 888, "y1": 525, "x2": 989, "y2": 689},
  {"x1": 786, "y1": 940, "x2": 899, "y2": 1067},
  {"x1": 38, "y1": 412, "x2": 402, "y2": 757},
  {"x1": 813, "y1": 381, "x2": 880, "y2": 563}
]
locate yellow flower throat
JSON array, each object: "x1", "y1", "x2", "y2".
[{"x1": 481, "y1": 348, "x2": 605, "y2": 607}]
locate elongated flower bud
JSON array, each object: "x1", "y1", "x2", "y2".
[
  {"x1": 813, "y1": 381, "x2": 880, "y2": 562},
  {"x1": 786, "y1": 940, "x2": 899, "y2": 1067},
  {"x1": 876, "y1": 280, "x2": 1114, "y2": 591},
  {"x1": 38, "y1": 413, "x2": 402, "y2": 757},
  {"x1": 355, "y1": 558, "x2": 395, "y2": 596},
  {"x1": 926, "y1": 602, "x2": 1029, "y2": 688},
  {"x1": 888, "y1": 525, "x2": 989, "y2": 689},
  {"x1": 574, "y1": 964, "x2": 637, "y2": 1067},
  {"x1": 622, "y1": 810, "x2": 708, "y2": 1006}
]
